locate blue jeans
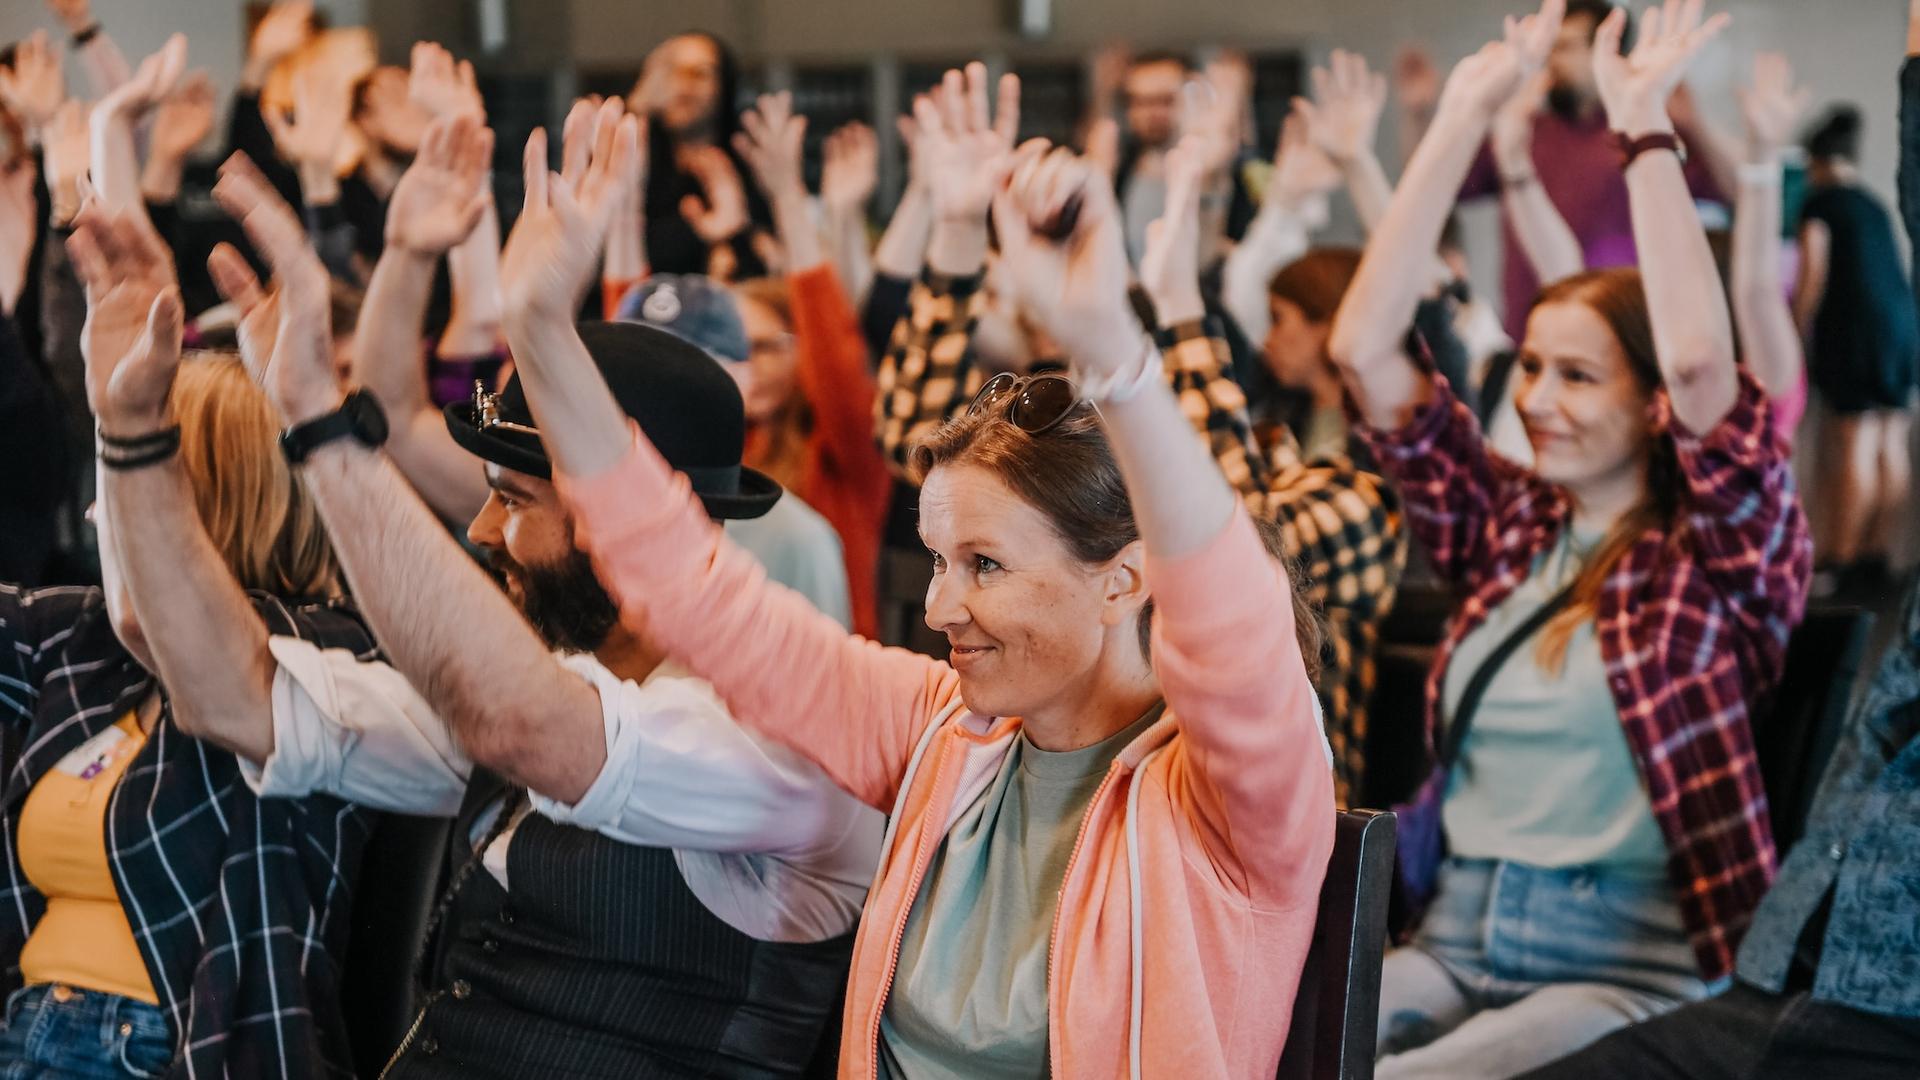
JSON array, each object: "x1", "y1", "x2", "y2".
[
  {"x1": 1376, "y1": 857, "x2": 1711, "y2": 1080},
  {"x1": 0, "y1": 985, "x2": 173, "y2": 1079}
]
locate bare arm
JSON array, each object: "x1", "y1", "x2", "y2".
[
  {"x1": 351, "y1": 118, "x2": 498, "y2": 524},
  {"x1": 67, "y1": 201, "x2": 278, "y2": 762},
  {"x1": 819, "y1": 121, "x2": 878, "y2": 301},
  {"x1": 212, "y1": 131, "x2": 611, "y2": 805},
  {"x1": 736, "y1": 91, "x2": 824, "y2": 272},
  {"x1": 438, "y1": 198, "x2": 505, "y2": 358},
  {"x1": 1594, "y1": 3, "x2": 1738, "y2": 432},
  {"x1": 1731, "y1": 53, "x2": 1810, "y2": 400},
  {"x1": 49, "y1": 0, "x2": 131, "y2": 96},
  {"x1": 89, "y1": 35, "x2": 187, "y2": 214},
  {"x1": 872, "y1": 115, "x2": 934, "y2": 280},
  {"x1": 1493, "y1": 73, "x2": 1582, "y2": 284},
  {"x1": 1297, "y1": 50, "x2": 1395, "y2": 232}
]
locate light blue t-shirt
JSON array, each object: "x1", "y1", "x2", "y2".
[
  {"x1": 1441, "y1": 528, "x2": 1669, "y2": 876},
  {"x1": 725, "y1": 493, "x2": 851, "y2": 629}
]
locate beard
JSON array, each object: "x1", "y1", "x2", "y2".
[
  {"x1": 490, "y1": 548, "x2": 620, "y2": 654},
  {"x1": 1546, "y1": 84, "x2": 1585, "y2": 122}
]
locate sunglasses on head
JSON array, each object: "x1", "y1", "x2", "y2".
[
  {"x1": 966, "y1": 372, "x2": 1083, "y2": 435},
  {"x1": 473, "y1": 381, "x2": 539, "y2": 437}
]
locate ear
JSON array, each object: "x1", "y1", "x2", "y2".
[{"x1": 1098, "y1": 538, "x2": 1152, "y2": 630}]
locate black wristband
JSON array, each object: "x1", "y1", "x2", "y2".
[
  {"x1": 98, "y1": 436, "x2": 182, "y2": 472},
  {"x1": 71, "y1": 23, "x2": 103, "y2": 46},
  {"x1": 97, "y1": 423, "x2": 182, "y2": 452}
]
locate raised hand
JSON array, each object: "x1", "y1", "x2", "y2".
[
  {"x1": 1593, "y1": 0, "x2": 1731, "y2": 135},
  {"x1": 1, "y1": 159, "x2": 39, "y2": 315},
  {"x1": 918, "y1": 62, "x2": 1022, "y2": 224},
  {"x1": 151, "y1": 71, "x2": 218, "y2": 164},
  {"x1": 1393, "y1": 45, "x2": 1442, "y2": 117},
  {"x1": 1267, "y1": 109, "x2": 1340, "y2": 218},
  {"x1": 42, "y1": 100, "x2": 90, "y2": 226},
  {"x1": 208, "y1": 152, "x2": 340, "y2": 423},
  {"x1": 45, "y1": 0, "x2": 94, "y2": 35},
  {"x1": 1492, "y1": 70, "x2": 1550, "y2": 175},
  {"x1": 500, "y1": 97, "x2": 643, "y2": 321},
  {"x1": 1297, "y1": 49, "x2": 1388, "y2": 167},
  {"x1": 410, "y1": 41, "x2": 485, "y2": 121},
  {"x1": 100, "y1": 33, "x2": 188, "y2": 118},
  {"x1": 386, "y1": 113, "x2": 495, "y2": 256},
  {"x1": 991, "y1": 142, "x2": 1137, "y2": 374},
  {"x1": 734, "y1": 91, "x2": 807, "y2": 202},
  {"x1": 821, "y1": 121, "x2": 878, "y2": 214},
  {"x1": 245, "y1": 1, "x2": 313, "y2": 87},
  {"x1": 1737, "y1": 52, "x2": 1809, "y2": 165},
  {"x1": 1435, "y1": 0, "x2": 1566, "y2": 123},
  {"x1": 670, "y1": 146, "x2": 744, "y2": 246},
  {"x1": 1179, "y1": 63, "x2": 1247, "y2": 179},
  {"x1": 0, "y1": 32, "x2": 65, "y2": 133},
  {"x1": 1138, "y1": 135, "x2": 1208, "y2": 326},
  {"x1": 266, "y1": 63, "x2": 354, "y2": 171},
  {"x1": 65, "y1": 200, "x2": 185, "y2": 433}
]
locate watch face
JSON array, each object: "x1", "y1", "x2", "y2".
[{"x1": 347, "y1": 391, "x2": 390, "y2": 445}]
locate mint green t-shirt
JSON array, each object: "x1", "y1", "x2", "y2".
[{"x1": 876, "y1": 706, "x2": 1163, "y2": 1079}]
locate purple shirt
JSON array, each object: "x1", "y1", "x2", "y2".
[{"x1": 1462, "y1": 108, "x2": 1726, "y2": 338}]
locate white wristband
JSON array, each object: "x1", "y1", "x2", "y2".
[
  {"x1": 1738, "y1": 161, "x2": 1783, "y2": 187},
  {"x1": 1076, "y1": 333, "x2": 1165, "y2": 405}
]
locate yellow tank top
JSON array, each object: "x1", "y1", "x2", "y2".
[{"x1": 18, "y1": 713, "x2": 159, "y2": 1004}]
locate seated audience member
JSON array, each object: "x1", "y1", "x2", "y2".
[
  {"x1": 875, "y1": 64, "x2": 1398, "y2": 804},
  {"x1": 188, "y1": 113, "x2": 878, "y2": 1077},
  {"x1": 1797, "y1": 102, "x2": 1919, "y2": 597},
  {"x1": 1104, "y1": 49, "x2": 1258, "y2": 263},
  {"x1": 1521, "y1": 16, "x2": 1920, "y2": 1075},
  {"x1": 629, "y1": 32, "x2": 773, "y2": 278},
  {"x1": 1327, "y1": 4, "x2": 1810, "y2": 1076},
  {"x1": 617, "y1": 274, "x2": 855, "y2": 631},
  {"x1": 515, "y1": 76, "x2": 1337, "y2": 1067},
  {"x1": 0, "y1": 201, "x2": 378, "y2": 1075},
  {"x1": 1395, "y1": 0, "x2": 1733, "y2": 341}
]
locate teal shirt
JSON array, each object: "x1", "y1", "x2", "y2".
[
  {"x1": 876, "y1": 706, "x2": 1163, "y2": 1080},
  {"x1": 1441, "y1": 529, "x2": 1669, "y2": 876}
]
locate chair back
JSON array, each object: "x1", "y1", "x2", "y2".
[
  {"x1": 1755, "y1": 604, "x2": 1874, "y2": 852},
  {"x1": 340, "y1": 813, "x2": 452, "y2": 1078},
  {"x1": 1276, "y1": 809, "x2": 1397, "y2": 1080}
]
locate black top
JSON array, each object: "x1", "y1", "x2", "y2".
[{"x1": 1801, "y1": 183, "x2": 1920, "y2": 411}]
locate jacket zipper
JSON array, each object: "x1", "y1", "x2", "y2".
[
  {"x1": 377, "y1": 990, "x2": 444, "y2": 1080},
  {"x1": 1044, "y1": 763, "x2": 1125, "y2": 1078},
  {"x1": 865, "y1": 749, "x2": 953, "y2": 1078}
]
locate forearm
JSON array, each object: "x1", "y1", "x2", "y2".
[
  {"x1": 1329, "y1": 105, "x2": 1486, "y2": 427},
  {"x1": 926, "y1": 218, "x2": 988, "y2": 278},
  {"x1": 1625, "y1": 143, "x2": 1738, "y2": 429},
  {"x1": 89, "y1": 105, "x2": 145, "y2": 214},
  {"x1": 101, "y1": 453, "x2": 278, "y2": 762},
  {"x1": 1094, "y1": 332, "x2": 1237, "y2": 560},
  {"x1": 1338, "y1": 151, "x2": 1395, "y2": 234},
  {"x1": 299, "y1": 439, "x2": 605, "y2": 800},
  {"x1": 1731, "y1": 162, "x2": 1801, "y2": 398},
  {"x1": 824, "y1": 199, "x2": 875, "y2": 304},
  {"x1": 602, "y1": 192, "x2": 648, "y2": 316},
  {"x1": 504, "y1": 314, "x2": 634, "y2": 479},
  {"x1": 872, "y1": 184, "x2": 932, "y2": 280},
  {"x1": 440, "y1": 201, "x2": 504, "y2": 359},
  {"x1": 770, "y1": 188, "x2": 824, "y2": 272},
  {"x1": 1500, "y1": 177, "x2": 1583, "y2": 283},
  {"x1": 1222, "y1": 202, "x2": 1316, "y2": 343}
]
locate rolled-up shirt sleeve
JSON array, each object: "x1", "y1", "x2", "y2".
[
  {"x1": 530, "y1": 655, "x2": 859, "y2": 860},
  {"x1": 241, "y1": 636, "x2": 471, "y2": 816}
]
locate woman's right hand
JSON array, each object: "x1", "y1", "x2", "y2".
[
  {"x1": 501, "y1": 99, "x2": 642, "y2": 326},
  {"x1": 1737, "y1": 52, "x2": 1809, "y2": 166},
  {"x1": 1593, "y1": 0, "x2": 1731, "y2": 137},
  {"x1": 1297, "y1": 49, "x2": 1388, "y2": 168},
  {"x1": 1434, "y1": 0, "x2": 1564, "y2": 125},
  {"x1": 385, "y1": 114, "x2": 495, "y2": 257},
  {"x1": 921, "y1": 63, "x2": 1021, "y2": 226}
]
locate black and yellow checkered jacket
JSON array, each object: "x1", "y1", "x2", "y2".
[{"x1": 873, "y1": 270, "x2": 1405, "y2": 804}]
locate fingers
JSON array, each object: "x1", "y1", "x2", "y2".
[
  {"x1": 589, "y1": 96, "x2": 624, "y2": 181},
  {"x1": 1594, "y1": 7, "x2": 1628, "y2": 60},
  {"x1": 964, "y1": 61, "x2": 991, "y2": 134},
  {"x1": 679, "y1": 193, "x2": 707, "y2": 227},
  {"x1": 143, "y1": 286, "x2": 185, "y2": 369},
  {"x1": 994, "y1": 72, "x2": 1022, "y2": 146},
  {"x1": 213, "y1": 153, "x2": 312, "y2": 276},
  {"x1": 522, "y1": 126, "x2": 550, "y2": 212},
  {"x1": 938, "y1": 67, "x2": 967, "y2": 134},
  {"x1": 207, "y1": 242, "x2": 267, "y2": 312},
  {"x1": 63, "y1": 220, "x2": 112, "y2": 300},
  {"x1": 560, "y1": 98, "x2": 595, "y2": 187}
]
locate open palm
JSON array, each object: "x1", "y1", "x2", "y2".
[
  {"x1": 501, "y1": 98, "x2": 643, "y2": 320},
  {"x1": 920, "y1": 62, "x2": 1021, "y2": 224},
  {"x1": 1593, "y1": 0, "x2": 1731, "y2": 132},
  {"x1": 387, "y1": 113, "x2": 494, "y2": 255},
  {"x1": 65, "y1": 203, "x2": 184, "y2": 428}
]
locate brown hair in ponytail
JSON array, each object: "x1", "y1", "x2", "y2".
[{"x1": 1527, "y1": 269, "x2": 1682, "y2": 674}]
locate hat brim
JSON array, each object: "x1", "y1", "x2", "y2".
[{"x1": 443, "y1": 401, "x2": 783, "y2": 521}]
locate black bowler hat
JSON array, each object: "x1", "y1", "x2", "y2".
[{"x1": 444, "y1": 321, "x2": 782, "y2": 520}]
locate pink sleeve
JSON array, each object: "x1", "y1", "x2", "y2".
[
  {"x1": 558, "y1": 428, "x2": 961, "y2": 812},
  {"x1": 1146, "y1": 509, "x2": 1335, "y2": 912},
  {"x1": 1770, "y1": 370, "x2": 1808, "y2": 447}
]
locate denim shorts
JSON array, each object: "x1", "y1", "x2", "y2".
[{"x1": 0, "y1": 984, "x2": 173, "y2": 1079}]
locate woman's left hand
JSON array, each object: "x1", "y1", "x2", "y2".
[
  {"x1": 991, "y1": 142, "x2": 1139, "y2": 377},
  {"x1": 66, "y1": 200, "x2": 185, "y2": 435},
  {"x1": 1594, "y1": 0, "x2": 1732, "y2": 136},
  {"x1": 1138, "y1": 136, "x2": 1209, "y2": 327}
]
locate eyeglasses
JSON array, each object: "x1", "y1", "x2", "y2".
[
  {"x1": 473, "y1": 381, "x2": 539, "y2": 437},
  {"x1": 966, "y1": 372, "x2": 1082, "y2": 435}
]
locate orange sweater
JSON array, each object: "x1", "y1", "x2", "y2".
[{"x1": 746, "y1": 265, "x2": 892, "y2": 640}]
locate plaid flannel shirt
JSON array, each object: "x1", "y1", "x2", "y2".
[
  {"x1": 874, "y1": 271, "x2": 1404, "y2": 803},
  {"x1": 0, "y1": 584, "x2": 379, "y2": 1079},
  {"x1": 1357, "y1": 370, "x2": 1812, "y2": 979}
]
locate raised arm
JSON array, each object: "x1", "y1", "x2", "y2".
[
  {"x1": 506, "y1": 102, "x2": 952, "y2": 812},
  {"x1": 350, "y1": 114, "x2": 497, "y2": 523},
  {"x1": 1329, "y1": 1, "x2": 1563, "y2": 430},
  {"x1": 871, "y1": 112, "x2": 935, "y2": 283},
  {"x1": 1592, "y1": 0, "x2": 1738, "y2": 433},
  {"x1": 47, "y1": 0, "x2": 131, "y2": 97},
  {"x1": 141, "y1": 72, "x2": 215, "y2": 206},
  {"x1": 0, "y1": 33, "x2": 67, "y2": 155},
  {"x1": 1297, "y1": 49, "x2": 1394, "y2": 232},
  {"x1": 1220, "y1": 112, "x2": 1336, "y2": 344},
  {"x1": 735, "y1": 91, "x2": 823, "y2": 273},
  {"x1": 819, "y1": 121, "x2": 878, "y2": 303},
  {"x1": 1731, "y1": 52, "x2": 1810, "y2": 404},
  {"x1": 996, "y1": 140, "x2": 1333, "y2": 903},
  {"x1": 89, "y1": 34, "x2": 187, "y2": 214},
  {"x1": 409, "y1": 43, "x2": 505, "y2": 362},
  {"x1": 210, "y1": 146, "x2": 608, "y2": 805},
  {"x1": 67, "y1": 199, "x2": 278, "y2": 762},
  {"x1": 1492, "y1": 72, "x2": 1583, "y2": 284}
]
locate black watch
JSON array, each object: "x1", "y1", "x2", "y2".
[{"x1": 280, "y1": 390, "x2": 390, "y2": 464}]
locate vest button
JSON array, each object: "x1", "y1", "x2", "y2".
[
  {"x1": 482, "y1": 939, "x2": 500, "y2": 954},
  {"x1": 420, "y1": 1036, "x2": 440, "y2": 1056},
  {"x1": 451, "y1": 980, "x2": 471, "y2": 1000},
  {"x1": 499, "y1": 908, "x2": 515, "y2": 925}
]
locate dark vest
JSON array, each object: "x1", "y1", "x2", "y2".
[{"x1": 384, "y1": 770, "x2": 855, "y2": 1079}]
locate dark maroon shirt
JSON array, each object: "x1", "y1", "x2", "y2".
[{"x1": 1462, "y1": 107, "x2": 1727, "y2": 338}]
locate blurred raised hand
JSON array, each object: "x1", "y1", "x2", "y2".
[
  {"x1": 243, "y1": 1, "x2": 314, "y2": 90},
  {"x1": 991, "y1": 142, "x2": 1137, "y2": 374},
  {"x1": 1434, "y1": 0, "x2": 1565, "y2": 122},
  {"x1": 919, "y1": 61, "x2": 1022, "y2": 225},
  {"x1": 1392, "y1": 45, "x2": 1442, "y2": 118},
  {"x1": 1592, "y1": 0, "x2": 1731, "y2": 135},
  {"x1": 385, "y1": 113, "x2": 495, "y2": 256},
  {"x1": 1492, "y1": 70, "x2": 1550, "y2": 177},
  {"x1": 42, "y1": 100, "x2": 90, "y2": 227},
  {"x1": 1297, "y1": 49, "x2": 1388, "y2": 167},
  {"x1": 1138, "y1": 135, "x2": 1209, "y2": 326},
  {"x1": 94, "y1": 33, "x2": 188, "y2": 211},
  {"x1": 409, "y1": 41, "x2": 485, "y2": 121},
  {"x1": 679, "y1": 144, "x2": 751, "y2": 246},
  {"x1": 46, "y1": 0, "x2": 95, "y2": 35},
  {"x1": 821, "y1": 121, "x2": 878, "y2": 216},
  {"x1": 1737, "y1": 51, "x2": 1809, "y2": 165},
  {"x1": 150, "y1": 72, "x2": 217, "y2": 165},
  {"x1": 1267, "y1": 109, "x2": 1340, "y2": 221},
  {"x1": 65, "y1": 199, "x2": 184, "y2": 433},
  {"x1": 265, "y1": 61, "x2": 354, "y2": 203},
  {"x1": 0, "y1": 32, "x2": 66, "y2": 133},
  {"x1": 734, "y1": 90, "x2": 807, "y2": 202}
]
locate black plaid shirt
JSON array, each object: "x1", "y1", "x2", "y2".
[
  {"x1": 0, "y1": 584, "x2": 378, "y2": 1079},
  {"x1": 873, "y1": 272, "x2": 1405, "y2": 802}
]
